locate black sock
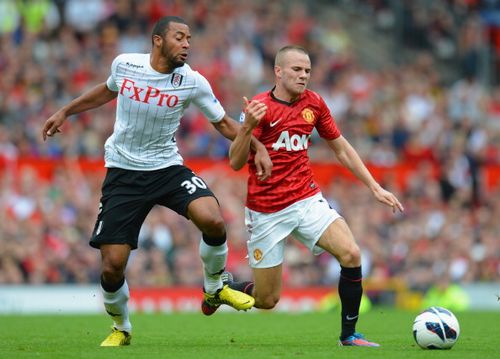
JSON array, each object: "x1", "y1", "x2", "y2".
[
  {"x1": 228, "y1": 281, "x2": 254, "y2": 296},
  {"x1": 338, "y1": 266, "x2": 362, "y2": 340},
  {"x1": 101, "y1": 275, "x2": 125, "y2": 293},
  {"x1": 202, "y1": 233, "x2": 226, "y2": 246}
]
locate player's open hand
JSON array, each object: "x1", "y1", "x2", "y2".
[
  {"x1": 243, "y1": 96, "x2": 267, "y2": 129},
  {"x1": 42, "y1": 111, "x2": 66, "y2": 141},
  {"x1": 372, "y1": 186, "x2": 404, "y2": 213}
]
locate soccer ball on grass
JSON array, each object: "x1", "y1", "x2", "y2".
[{"x1": 412, "y1": 306, "x2": 460, "y2": 349}]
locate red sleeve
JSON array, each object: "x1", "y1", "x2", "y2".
[{"x1": 315, "y1": 96, "x2": 341, "y2": 140}]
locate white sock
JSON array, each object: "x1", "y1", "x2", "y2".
[
  {"x1": 101, "y1": 280, "x2": 132, "y2": 333},
  {"x1": 199, "y1": 240, "x2": 228, "y2": 294}
]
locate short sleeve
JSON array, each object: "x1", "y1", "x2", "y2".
[
  {"x1": 105, "y1": 56, "x2": 120, "y2": 92},
  {"x1": 191, "y1": 72, "x2": 226, "y2": 122},
  {"x1": 315, "y1": 96, "x2": 341, "y2": 140}
]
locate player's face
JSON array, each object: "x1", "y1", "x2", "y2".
[
  {"x1": 277, "y1": 51, "x2": 311, "y2": 97},
  {"x1": 157, "y1": 22, "x2": 191, "y2": 68}
]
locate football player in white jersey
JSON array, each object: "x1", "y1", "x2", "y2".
[{"x1": 42, "y1": 16, "x2": 272, "y2": 347}]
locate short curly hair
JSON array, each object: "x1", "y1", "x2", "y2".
[{"x1": 151, "y1": 16, "x2": 187, "y2": 43}]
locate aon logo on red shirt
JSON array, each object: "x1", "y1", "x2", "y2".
[{"x1": 272, "y1": 131, "x2": 310, "y2": 151}]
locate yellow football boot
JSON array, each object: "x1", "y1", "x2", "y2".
[
  {"x1": 202, "y1": 284, "x2": 255, "y2": 315},
  {"x1": 100, "y1": 327, "x2": 131, "y2": 347}
]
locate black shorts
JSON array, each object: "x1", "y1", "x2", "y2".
[{"x1": 89, "y1": 165, "x2": 216, "y2": 250}]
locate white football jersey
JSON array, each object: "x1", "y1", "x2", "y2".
[{"x1": 104, "y1": 53, "x2": 225, "y2": 170}]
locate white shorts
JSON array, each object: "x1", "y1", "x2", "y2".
[{"x1": 245, "y1": 192, "x2": 342, "y2": 268}]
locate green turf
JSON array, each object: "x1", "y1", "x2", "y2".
[{"x1": 0, "y1": 308, "x2": 497, "y2": 358}]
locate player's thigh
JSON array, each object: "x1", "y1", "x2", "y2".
[
  {"x1": 293, "y1": 193, "x2": 341, "y2": 255},
  {"x1": 316, "y1": 218, "x2": 359, "y2": 261},
  {"x1": 90, "y1": 169, "x2": 154, "y2": 250},
  {"x1": 245, "y1": 207, "x2": 295, "y2": 268},
  {"x1": 154, "y1": 165, "x2": 219, "y2": 220},
  {"x1": 252, "y1": 265, "x2": 283, "y2": 304}
]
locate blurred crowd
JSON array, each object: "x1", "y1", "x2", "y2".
[{"x1": 0, "y1": 0, "x2": 499, "y2": 292}]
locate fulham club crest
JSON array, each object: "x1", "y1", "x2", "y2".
[{"x1": 171, "y1": 73, "x2": 184, "y2": 88}]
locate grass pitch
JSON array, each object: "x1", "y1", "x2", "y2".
[{"x1": 0, "y1": 308, "x2": 497, "y2": 359}]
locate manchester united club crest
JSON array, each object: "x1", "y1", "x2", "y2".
[
  {"x1": 301, "y1": 108, "x2": 315, "y2": 123},
  {"x1": 253, "y1": 249, "x2": 263, "y2": 261},
  {"x1": 171, "y1": 73, "x2": 184, "y2": 88}
]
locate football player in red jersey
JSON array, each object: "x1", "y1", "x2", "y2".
[{"x1": 227, "y1": 45, "x2": 404, "y2": 347}]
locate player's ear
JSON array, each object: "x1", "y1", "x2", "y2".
[
  {"x1": 152, "y1": 34, "x2": 162, "y2": 47},
  {"x1": 274, "y1": 65, "x2": 281, "y2": 78}
]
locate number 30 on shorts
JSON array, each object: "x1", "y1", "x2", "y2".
[{"x1": 181, "y1": 176, "x2": 208, "y2": 194}]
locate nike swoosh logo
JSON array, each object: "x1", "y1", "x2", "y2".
[
  {"x1": 270, "y1": 118, "x2": 282, "y2": 127},
  {"x1": 346, "y1": 314, "x2": 358, "y2": 320}
]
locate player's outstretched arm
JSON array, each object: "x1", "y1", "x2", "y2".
[
  {"x1": 228, "y1": 121, "x2": 255, "y2": 170},
  {"x1": 327, "y1": 136, "x2": 404, "y2": 213},
  {"x1": 42, "y1": 82, "x2": 117, "y2": 140}
]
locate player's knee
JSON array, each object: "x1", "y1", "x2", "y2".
[
  {"x1": 255, "y1": 294, "x2": 280, "y2": 309},
  {"x1": 338, "y1": 244, "x2": 361, "y2": 267},
  {"x1": 198, "y1": 215, "x2": 226, "y2": 238},
  {"x1": 101, "y1": 258, "x2": 126, "y2": 283}
]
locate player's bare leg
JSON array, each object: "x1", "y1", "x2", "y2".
[
  {"x1": 99, "y1": 244, "x2": 132, "y2": 346},
  {"x1": 317, "y1": 218, "x2": 379, "y2": 347},
  {"x1": 251, "y1": 265, "x2": 282, "y2": 309},
  {"x1": 223, "y1": 264, "x2": 283, "y2": 309}
]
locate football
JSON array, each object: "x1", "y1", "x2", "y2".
[{"x1": 412, "y1": 306, "x2": 460, "y2": 349}]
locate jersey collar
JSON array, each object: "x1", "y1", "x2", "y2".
[{"x1": 269, "y1": 86, "x2": 303, "y2": 106}]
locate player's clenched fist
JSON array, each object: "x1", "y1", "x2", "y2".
[{"x1": 242, "y1": 96, "x2": 267, "y2": 129}]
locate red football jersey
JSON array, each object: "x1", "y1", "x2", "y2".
[{"x1": 245, "y1": 88, "x2": 341, "y2": 212}]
